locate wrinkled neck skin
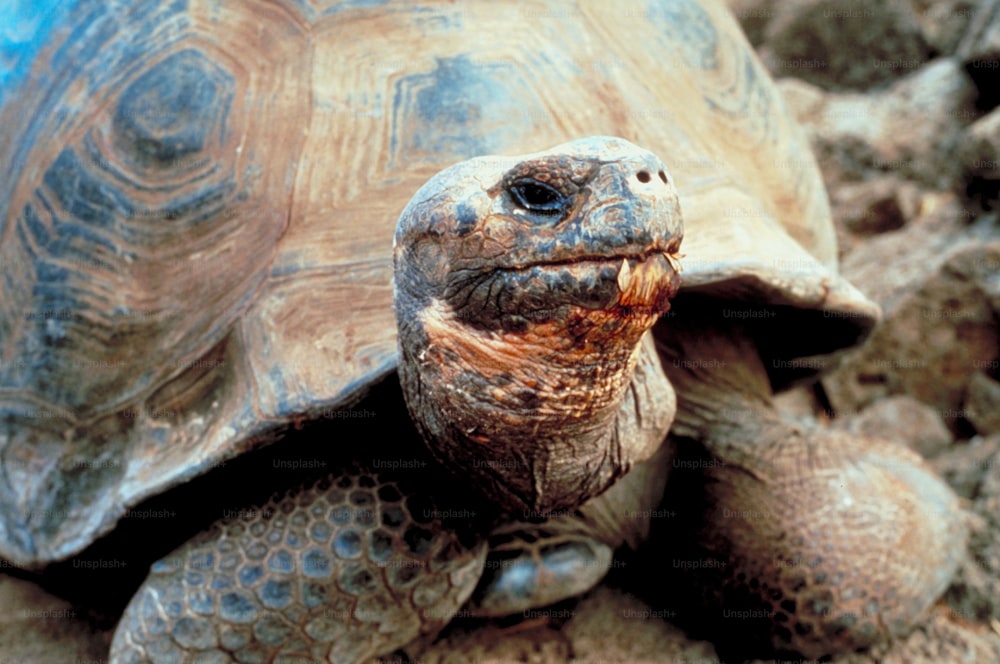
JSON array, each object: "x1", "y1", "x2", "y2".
[
  {"x1": 397, "y1": 293, "x2": 674, "y2": 517},
  {"x1": 653, "y1": 316, "x2": 787, "y2": 471}
]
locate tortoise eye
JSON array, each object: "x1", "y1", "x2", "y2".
[{"x1": 508, "y1": 179, "x2": 567, "y2": 216}]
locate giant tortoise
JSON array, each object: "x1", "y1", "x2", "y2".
[{"x1": 0, "y1": 0, "x2": 964, "y2": 661}]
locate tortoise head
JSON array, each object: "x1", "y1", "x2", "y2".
[{"x1": 393, "y1": 136, "x2": 682, "y2": 515}]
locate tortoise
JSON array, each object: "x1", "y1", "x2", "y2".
[{"x1": 0, "y1": 0, "x2": 965, "y2": 661}]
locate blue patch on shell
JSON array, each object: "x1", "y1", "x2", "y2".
[
  {"x1": 113, "y1": 49, "x2": 233, "y2": 171},
  {"x1": 0, "y1": 0, "x2": 77, "y2": 107},
  {"x1": 389, "y1": 55, "x2": 541, "y2": 167},
  {"x1": 645, "y1": 0, "x2": 719, "y2": 70}
]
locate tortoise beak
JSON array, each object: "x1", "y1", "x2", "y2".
[{"x1": 615, "y1": 250, "x2": 683, "y2": 313}]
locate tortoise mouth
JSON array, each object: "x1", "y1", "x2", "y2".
[
  {"x1": 507, "y1": 248, "x2": 681, "y2": 312},
  {"x1": 498, "y1": 243, "x2": 676, "y2": 273},
  {"x1": 444, "y1": 248, "x2": 681, "y2": 330},
  {"x1": 611, "y1": 249, "x2": 682, "y2": 312}
]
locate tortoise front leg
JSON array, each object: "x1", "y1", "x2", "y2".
[
  {"x1": 110, "y1": 464, "x2": 487, "y2": 664},
  {"x1": 655, "y1": 319, "x2": 966, "y2": 659},
  {"x1": 465, "y1": 442, "x2": 673, "y2": 618}
]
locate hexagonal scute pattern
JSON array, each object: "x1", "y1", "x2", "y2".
[{"x1": 110, "y1": 466, "x2": 488, "y2": 663}]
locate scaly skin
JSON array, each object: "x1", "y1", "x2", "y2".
[
  {"x1": 111, "y1": 137, "x2": 684, "y2": 662},
  {"x1": 110, "y1": 461, "x2": 489, "y2": 663},
  {"x1": 655, "y1": 317, "x2": 966, "y2": 659},
  {"x1": 394, "y1": 136, "x2": 682, "y2": 516}
]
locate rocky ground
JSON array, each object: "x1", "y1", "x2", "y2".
[{"x1": 2, "y1": 0, "x2": 999, "y2": 662}]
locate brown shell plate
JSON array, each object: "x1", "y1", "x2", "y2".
[{"x1": 0, "y1": 0, "x2": 877, "y2": 565}]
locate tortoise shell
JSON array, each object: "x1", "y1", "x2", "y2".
[{"x1": 0, "y1": 0, "x2": 877, "y2": 566}]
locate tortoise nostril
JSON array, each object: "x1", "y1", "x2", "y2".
[
  {"x1": 636, "y1": 171, "x2": 651, "y2": 183},
  {"x1": 658, "y1": 170, "x2": 668, "y2": 184}
]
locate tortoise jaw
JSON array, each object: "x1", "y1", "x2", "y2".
[{"x1": 444, "y1": 248, "x2": 682, "y2": 333}]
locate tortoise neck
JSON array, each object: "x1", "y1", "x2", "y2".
[
  {"x1": 396, "y1": 298, "x2": 673, "y2": 516},
  {"x1": 653, "y1": 316, "x2": 776, "y2": 443}
]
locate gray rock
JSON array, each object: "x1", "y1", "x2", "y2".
[
  {"x1": 917, "y1": 0, "x2": 979, "y2": 56},
  {"x1": 966, "y1": 372, "x2": 1000, "y2": 436},
  {"x1": 822, "y1": 234, "x2": 1000, "y2": 434},
  {"x1": 957, "y1": 0, "x2": 1000, "y2": 63},
  {"x1": 838, "y1": 395, "x2": 953, "y2": 458},
  {"x1": 932, "y1": 434, "x2": 1000, "y2": 499},
  {"x1": 777, "y1": 59, "x2": 977, "y2": 189},
  {"x1": 961, "y1": 108, "x2": 1000, "y2": 181},
  {"x1": 759, "y1": 0, "x2": 930, "y2": 90},
  {"x1": 830, "y1": 176, "x2": 920, "y2": 236},
  {"x1": 943, "y1": 434, "x2": 1000, "y2": 626},
  {"x1": 982, "y1": 251, "x2": 1000, "y2": 315},
  {"x1": 957, "y1": 0, "x2": 1000, "y2": 109}
]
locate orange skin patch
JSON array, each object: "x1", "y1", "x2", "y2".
[{"x1": 417, "y1": 253, "x2": 680, "y2": 433}]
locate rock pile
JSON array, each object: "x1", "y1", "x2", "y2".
[{"x1": 734, "y1": 1, "x2": 1000, "y2": 661}]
